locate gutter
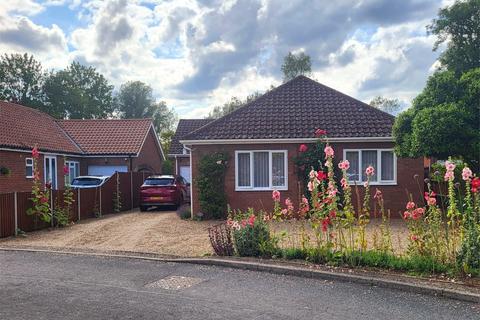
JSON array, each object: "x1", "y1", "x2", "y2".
[{"x1": 180, "y1": 137, "x2": 394, "y2": 145}]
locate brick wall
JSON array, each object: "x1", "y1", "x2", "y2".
[
  {"x1": 190, "y1": 141, "x2": 424, "y2": 218},
  {"x1": 132, "y1": 128, "x2": 163, "y2": 174}
]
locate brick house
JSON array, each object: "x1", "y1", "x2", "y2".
[
  {"x1": 168, "y1": 119, "x2": 212, "y2": 183},
  {"x1": 180, "y1": 76, "x2": 424, "y2": 217},
  {"x1": 0, "y1": 101, "x2": 165, "y2": 193}
]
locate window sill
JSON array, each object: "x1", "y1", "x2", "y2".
[
  {"x1": 235, "y1": 187, "x2": 288, "y2": 192},
  {"x1": 350, "y1": 181, "x2": 397, "y2": 186}
]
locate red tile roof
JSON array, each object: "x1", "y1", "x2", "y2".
[
  {"x1": 58, "y1": 119, "x2": 153, "y2": 155},
  {"x1": 0, "y1": 101, "x2": 82, "y2": 154}
]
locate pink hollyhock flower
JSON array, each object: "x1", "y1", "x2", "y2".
[
  {"x1": 309, "y1": 169, "x2": 316, "y2": 179},
  {"x1": 63, "y1": 165, "x2": 69, "y2": 175},
  {"x1": 285, "y1": 198, "x2": 294, "y2": 210},
  {"x1": 340, "y1": 178, "x2": 348, "y2": 188},
  {"x1": 226, "y1": 219, "x2": 233, "y2": 226},
  {"x1": 444, "y1": 170, "x2": 454, "y2": 181},
  {"x1": 338, "y1": 160, "x2": 350, "y2": 171},
  {"x1": 363, "y1": 181, "x2": 368, "y2": 188},
  {"x1": 40, "y1": 196, "x2": 48, "y2": 204},
  {"x1": 232, "y1": 221, "x2": 240, "y2": 230},
  {"x1": 241, "y1": 220, "x2": 247, "y2": 227},
  {"x1": 247, "y1": 214, "x2": 256, "y2": 226},
  {"x1": 373, "y1": 188, "x2": 382, "y2": 200},
  {"x1": 281, "y1": 208, "x2": 288, "y2": 216},
  {"x1": 272, "y1": 190, "x2": 280, "y2": 202},
  {"x1": 302, "y1": 196, "x2": 309, "y2": 205},
  {"x1": 445, "y1": 160, "x2": 455, "y2": 172},
  {"x1": 462, "y1": 167, "x2": 473, "y2": 181},
  {"x1": 321, "y1": 217, "x2": 330, "y2": 232},
  {"x1": 412, "y1": 208, "x2": 424, "y2": 220},
  {"x1": 317, "y1": 171, "x2": 327, "y2": 181},
  {"x1": 315, "y1": 129, "x2": 327, "y2": 137},
  {"x1": 328, "y1": 189, "x2": 337, "y2": 197},
  {"x1": 307, "y1": 181, "x2": 314, "y2": 192},
  {"x1": 32, "y1": 146, "x2": 39, "y2": 159},
  {"x1": 406, "y1": 201, "x2": 415, "y2": 210},
  {"x1": 365, "y1": 166, "x2": 375, "y2": 176},
  {"x1": 299, "y1": 144, "x2": 308, "y2": 152},
  {"x1": 324, "y1": 146, "x2": 334, "y2": 158},
  {"x1": 403, "y1": 211, "x2": 411, "y2": 220}
]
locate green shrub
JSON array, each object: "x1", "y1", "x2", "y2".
[
  {"x1": 234, "y1": 221, "x2": 271, "y2": 257},
  {"x1": 196, "y1": 152, "x2": 228, "y2": 219},
  {"x1": 177, "y1": 206, "x2": 191, "y2": 220},
  {"x1": 162, "y1": 159, "x2": 174, "y2": 175}
]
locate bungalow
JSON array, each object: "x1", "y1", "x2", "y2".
[
  {"x1": 168, "y1": 119, "x2": 213, "y2": 183},
  {"x1": 180, "y1": 76, "x2": 424, "y2": 217},
  {"x1": 0, "y1": 101, "x2": 165, "y2": 193}
]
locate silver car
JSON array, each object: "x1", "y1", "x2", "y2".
[{"x1": 70, "y1": 176, "x2": 110, "y2": 189}]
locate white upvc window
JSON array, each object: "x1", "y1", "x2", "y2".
[
  {"x1": 343, "y1": 149, "x2": 397, "y2": 185},
  {"x1": 25, "y1": 158, "x2": 34, "y2": 178},
  {"x1": 65, "y1": 161, "x2": 80, "y2": 185},
  {"x1": 235, "y1": 150, "x2": 288, "y2": 191}
]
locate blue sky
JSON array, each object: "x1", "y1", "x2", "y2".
[{"x1": 0, "y1": 0, "x2": 450, "y2": 118}]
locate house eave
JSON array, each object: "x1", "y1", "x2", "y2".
[{"x1": 180, "y1": 137, "x2": 394, "y2": 145}]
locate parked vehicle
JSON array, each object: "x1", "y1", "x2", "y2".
[
  {"x1": 70, "y1": 176, "x2": 110, "y2": 189},
  {"x1": 140, "y1": 175, "x2": 188, "y2": 211}
]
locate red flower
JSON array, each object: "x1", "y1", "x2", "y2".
[
  {"x1": 32, "y1": 146, "x2": 39, "y2": 159},
  {"x1": 63, "y1": 165, "x2": 69, "y2": 175},
  {"x1": 321, "y1": 217, "x2": 331, "y2": 232},
  {"x1": 299, "y1": 144, "x2": 308, "y2": 152},
  {"x1": 317, "y1": 171, "x2": 327, "y2": 181},
  {"x1": 329, "y1": 210, "x2": 336, "y2": 219},
  {"x1": 472, "y1": 177, "x2": 480, "y2": 193},
  {"x1": 40, "y1": 197, "x2": 48, "y2": 204},
  {"x1": 247, "y1": 214, "x2": 256, "y2": 226},
  {"x1": 315, "y1": 129, "x2": 327, "y2": 137}
]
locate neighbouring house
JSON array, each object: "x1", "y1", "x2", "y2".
[
  {"x1": 180, "y1": 76, "x2": 424, "y2": 217},
  {"x1": 168, "y1": 119, "x2": 212, "y2": 183},
  {"x1": 0, "y1": 101, "x2": 165, "y2": 193}
]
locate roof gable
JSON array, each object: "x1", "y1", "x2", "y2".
[
  {"x1": 183, "y1": 76, "x2": 395, "y2": 141},
  {"x1": 58, "y1": 119, "x2": 153, "y2": 155},
  {"x1": 0, "y1": 101, "x2": 82, "y2": 154},
  {"x1": 169, "y1": 119, "x2": 213, "y2": 155}
]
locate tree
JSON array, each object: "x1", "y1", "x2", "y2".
[
  {"x1": 393, "y1": 68, "x2": 480, "y2": 169},
  {"x1": 0, "y1": 53, "x2": 46, "y2": 112},
  {"x1": 428, "y1": 0, "x2": 480, "y2": 74},
  {"x1": 281, "y1": 51, "x2": 312, "y2": 82},
  {"x1": 369, "y1": 96, "x2": 402, "y2": 115},
  {"x1": 43, "y1": 62, "x2": 115, "y2": 119},
  {"x1": 207, "y1": 92, "x2": 262, "y2": 119},
  {"x1": 116, "y1": 80, "x2": 177, "y2": 147}
]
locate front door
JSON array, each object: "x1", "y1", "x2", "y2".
[{"x1": 44, "y1": 156, "x2": 57, "y2": 190}]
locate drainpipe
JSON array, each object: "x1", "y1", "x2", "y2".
[
  {"x1": 183, "y1": 145, "x2": 193, "y2": 219},
  {"x1": 129, "y1": 156, "x2": 133, "y2": 171}
]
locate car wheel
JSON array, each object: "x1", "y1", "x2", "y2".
[{"x1": 140, "y1": 206, "x2": 147, "y2": 212}]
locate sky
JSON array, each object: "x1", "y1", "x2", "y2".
[{"x1": 0, "y1": 0, "x2": 453, "y2": 118}]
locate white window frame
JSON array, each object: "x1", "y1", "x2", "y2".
[
  {"x1": 65, "y1": 161, "x2": 80, "y2": 185},
  {"x1": 343, "y1": 149, "x2": 397, "y2": 185},
  {"x1": 235, "y1": 150, "x2": 288, "y2": 191},
  {"x1": 25, "y1": 157, "x2": 34, "y2": 178}
]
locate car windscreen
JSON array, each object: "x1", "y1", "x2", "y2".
[
  {"x1": 71, "y1": 178, "x2": 102, "y2": 186},
  {"x1": 143, "y1": 178, "x2": 174, "y2": 186}
]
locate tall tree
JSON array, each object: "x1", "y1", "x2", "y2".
[
  {"x1": 0, "y1": 53, "x2": 46, "y2": 111},
  {"x1": 394, "y1": 0, "x2": 480, "y2": 169},
  {"x1": 428, "y1": 0, "x2": 480, "y2": 74},
  {"x1": 369, "y1": 96, "x2": 402, "y2": 115},
  {"x1": 281, "y1": 52, "x2": 312, "y2": 82},
  {"x1": 116, "y1": 81, "x2": 177, "y2": 149},
  {"x1": 43, "y1": 62, "x2": 115, "y2": 119},
  {"x1": 207, "y1": 92, "x2": 263, "y2": 119}
]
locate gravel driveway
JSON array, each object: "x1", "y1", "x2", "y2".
[{"x1": 0, "y1": 208, "x2": 218, "y2": 257}]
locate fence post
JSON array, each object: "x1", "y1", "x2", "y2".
[
  {"x1": 130, "y1": 171, "x2": 133, "y2": 210},
  {"x1": 77, "y1": 189, "x2": 81, "y2": 221},
  {"x1": 99, "y1": 186, "x2": 102, "y2": 217},
  {"x1": 14, "y1": 192, "x2": 18, "y2": 236},
  {"x1": 50, "y1": 189, "x2": 54, "y2": 227}
]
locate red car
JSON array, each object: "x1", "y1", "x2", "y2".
[{"x1": 140, "y1": 175, "x2": 188, "y2": 211}]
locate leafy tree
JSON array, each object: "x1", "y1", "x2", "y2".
[
  {"x1": 43, "y1": 62, "x2": 115, "y2": 119},
  {"x1": 393, "y1": 68, "x2": 480, "y2": 169},
  {"x1": 428, "y1": 0, "x2": 480, "y2": 74},
  {"x1": 116, "y1": 80, "x2": 177, "y2": 145},
  {"x1": 281, "y1": 51, "x2": 312, "y2": 82},
  {"x1": 0, "y1": 53, "x2": 46, "y2": 112},
  {"x1": 369, "y1": 96, "x2": 402, "y2": 115},
  {"x1": 207, "y1": 92, "x2": 262, "y2": 119}
]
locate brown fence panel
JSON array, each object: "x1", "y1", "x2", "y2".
[
  {"x1": 79, "y1": 188, "x2": 99, "y2": 220},
  {"x1": 17, "y1": 191, "x2": 49, "y2": 232},
  {"x1": 118, "y1": 173, "x2": 132, "y2": 211},
  {"x1": 100, "y1": 175, "x2": 115, "y2": 215},
  {"x1": 0, "y1": 193, "x2": 15, "y2": 237},
  {"x1": 132, "y1": 172, "x2": 145, "y2": 208}
]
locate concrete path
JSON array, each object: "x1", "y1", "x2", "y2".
[{"x1": 1, "y1": 251, "x2": 479, "y2": 320}]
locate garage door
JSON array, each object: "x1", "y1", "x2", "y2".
[
  {"x1": 179, "y1": 166, "x2": 190, "y2": 183},
  {"x1": 88, "y1": 165, "x2": 128, "y2": 176}
]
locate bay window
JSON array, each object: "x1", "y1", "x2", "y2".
[
  {"x1": 344, "y1": 149, "x2": 396, "y2": 185},
  {"x1": 235, "y1": 150, "x2": 288, "y2": 190}
]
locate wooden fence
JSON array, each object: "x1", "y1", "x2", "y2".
[{"x1": 0, "y1": 172, "x2": 147, "y2": 238}]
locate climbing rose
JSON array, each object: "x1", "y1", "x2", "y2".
[
  {"x1": 338, "y1": 160, "x2": 350, "y2": 170},
  {"x1": 324, "y1": 146, "x2": 334, "y2": 158},
  {"x1": 365, "y1": 166, "x2": 375, "y2": 176},
  {"x1": 299, "y1": 144, "x2": 308, "y2": 152},
  {"x1": 315, "y1": 129, "x2": 327, "y2": 137},
  {"x1": 32, "y1": 146, "x2": 39, "y2": 159},
  {"x1": 462, "y1": 167, "x2": 472, "y2": 181},
  {"x1": 272, "y1": 190, "x2": 280, "y2": 202}
]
